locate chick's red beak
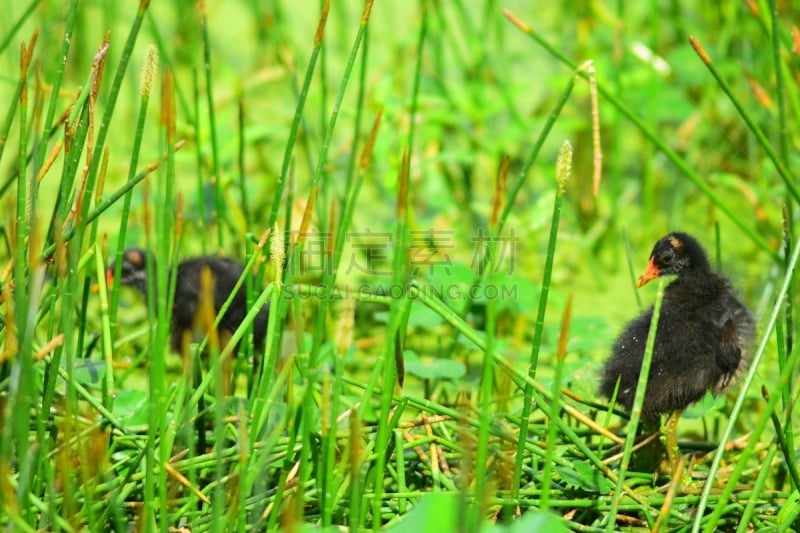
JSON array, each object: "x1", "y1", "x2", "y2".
[
  {"x1": 91, "y1": 269, "x2": 113, "y2": 294},
  {"x1": 636, "y1": 258, "x2": 660, "y2": 288}
]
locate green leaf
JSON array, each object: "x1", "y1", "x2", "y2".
[
  {"x1": 387, "y1": 492, "x2": 458, "y2": 532},
  {"x1": 509, "y1": 509, "x2": 569, "y2": 533},
  {"x1": 777, "y1": 490, "x2": 800, "y2": 529},
  {"x1": 386, "y1": 493, "x2": 569, "y2": 533},
  {"x1": 404, "y1": 351, "x2": 466, "y2": 380},
  {"x1": 112, "y1": 389, "x2": 149, "y2": 426},
  {"x1": 556, "y1": 460, "x2": 614, "y2": 494},
  {"x1": 72, "y1": 358, "x2": 106, "y2": 384},
  {"x1": 492, "y1": 509, "x2": 569, "y2": 533}
]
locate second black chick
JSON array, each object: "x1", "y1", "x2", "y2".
[
  {"x1": 600, "y1": 232, "x2": 755, "y2": 420},
  {"x1": 107, "y1": 248, "x2": 269, "y2": 356}
]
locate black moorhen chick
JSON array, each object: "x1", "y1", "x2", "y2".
[
  {"x1": 107, "y1": 248, "x2": 269, "y2": 357},
  {"x1": 600, "y1": 232, "x2": 755, "y2": 470},
  {"x1": 108, "y1": 248, "x2": 269, "y2": 454}
]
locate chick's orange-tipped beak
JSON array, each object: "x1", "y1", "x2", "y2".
[{"x1": 636, "y1": 258, "x2": 660, "y2": 288}]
